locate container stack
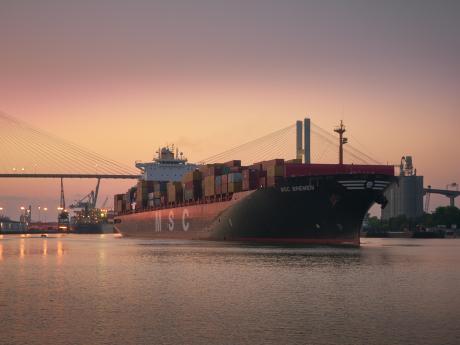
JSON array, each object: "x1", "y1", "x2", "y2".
[
  {"x1": 123, "y1": 193, "x2": 131, "y2": 212},
  {"x1": 200, "y1": 164, "x2": 224, "y2": 177},
  {"x1": 115, "y1": 158, "x2": 288, "y2": 214},
  {"x1": 136, "y1": 180, "x2": 155, "y2": 209},
  {"x1": 242, "y1": 169, "x2": 260, "y2": 191},
  {"x1": 215, "y1": 175, "x2": 222, "y2": 195},
  {"x1": 204, "y1": 175, "x2": 215, "y2": 197},
  {"x1": 199, "y1": 164, "x2": 224, "y2": 199},
  {"x1": 114, "y1": 194, "x2": 124, "y2": 213},
  {"x1": 260, "y1": 159, "x2": 285, "y2": 187},
  {"x1": 147, "y1": 192, "x2": 155, "y2": 207},
  {"x1": 261, "y1": 169, "x2": 268, "y2": 188},
  {"x1": 223, "y1": 160, "x2": 241, "y2": 168},
  {"x1": 114, "y1": 191, "x2": 133, "y2": 213},
  {"x1": 285, "y1": 158, "x2": 302, "y2": 164},
  {"x1": 183, "y1": 170, "x2": 203, "y2": 201},
  {"x1": 153, "y1": 182, "x2": 168, "y2": 207},
  {"x1": 167, "y1": 182, "x2": 183, "y2": 205},
  {"x1": 228, "y1": 172, "x2": 243, "y2": 193},
  {"x1": 221, "y1": 174, "x2": 228, "y2": 194}
]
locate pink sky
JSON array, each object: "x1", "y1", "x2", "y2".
[{"x1": 1, "y1": 0, "x2": 459, "y2": 219}]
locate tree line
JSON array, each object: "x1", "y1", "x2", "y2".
[{"x1": 367, "y1": 206, "x2": 460, "y2": 232}]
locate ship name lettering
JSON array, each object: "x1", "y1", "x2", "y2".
[
  {"x1": 182, "y1": 209, "x2": 190, "y2": 232},
  {"x1": 281, "y1": 185, "x2": 315, "y2": 192},
  {"x1": 168, "y1": 210, "x2": 174, "y2": 231}
]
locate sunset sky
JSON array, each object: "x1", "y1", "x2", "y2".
[{"x1": 1, "y1": 0, "x2": 459, "y2": 219}]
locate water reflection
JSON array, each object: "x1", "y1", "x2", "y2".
[
  {"x1": 0, "y1": 236, "x2": 70, "y2": 259},
  {"x1": 0, "y1": 236, "x2": 459, "y2": 345},
  {"x1": 57, "y1": 240, "x2": 64, "y2": 257},
  {"x1": 136, "y1": 242, "x2": 363, "y2": 270},
  {"x1": 19, "y1": 238, "x2": 25, "y2": 259}
]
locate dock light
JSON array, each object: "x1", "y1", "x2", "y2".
[
  {"x1": 43, "y1": 207, "x2": 48, "y2": 211},
  {"x1": 57, "y1": 207, "x2": 63, "y2": 211},
  {"x1": 20, "y1": 206, "x2": 25, "y2": 210}
]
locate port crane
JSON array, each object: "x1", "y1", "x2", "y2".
[
  {"x1": 58, "y1": 178, "x2": 70, "y2": 230},
  {"x1": 100, "y1": 196, "x2": 109, "y2": 209},
  {"x1": 69, "y1": 178, "x2": 101, "y2": 211},
  {"x1": 67, "y1": 178, "x2": 109, "y2": 227}
]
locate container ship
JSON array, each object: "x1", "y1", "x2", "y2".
[
  {"x1": 71, "y1": 208, "x2": 114, "y2": 234},
  {"x1": 114, "y1": 120, "x2": 396, "y2": 246}
]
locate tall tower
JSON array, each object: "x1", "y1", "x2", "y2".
[
  {"x1": 296, "y1": 120, "x2": 303, "y2": 161},
  {"x1": 60, "y1": 178, "x2": 66, "y2": 210},
  {"x1": 304, "y1": 118, "x2": 311, "y2": 164}
]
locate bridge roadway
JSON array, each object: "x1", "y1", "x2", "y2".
[
  {"x1": 0, "y1": 173, "x2": 140, "y2": 179},
  {"x1": 424, "y1": 188, "x2": 460, "y2": 207}
]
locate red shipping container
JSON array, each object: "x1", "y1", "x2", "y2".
[
  {"x1": 285, "y1": 164, "x2": 394, "y2": 177},
  {"x1": 199, "y1": 164, "x2": 224, "y2": 177},
  {"x1": 258, "y1": 159, "x2": 285, "y2": 169}
]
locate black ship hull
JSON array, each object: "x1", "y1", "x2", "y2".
[{"x1": 114, "y1": 174, "x2": 395, "y2": 246}]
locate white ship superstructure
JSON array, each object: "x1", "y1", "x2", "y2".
[{"x1": 135, "y1": 146, "x2": 197, "y2": 182}]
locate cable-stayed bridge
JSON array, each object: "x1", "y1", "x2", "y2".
[
  {"x1": 0, "y1": 111, "x2": 382, "y2": 182},
  {"x1": 199, "y1": 120, "x2": 381, "y2": 166},
  {"x1": 0, "y1": 112, "x2": 140, "y2": 179}
]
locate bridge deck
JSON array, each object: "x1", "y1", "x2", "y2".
[
  {"x1": 424, "y1": 188, "x2": 460, "y2": 197},
  {"x1": 0, "y1": 174, "x2": 140, "y2": 179}
]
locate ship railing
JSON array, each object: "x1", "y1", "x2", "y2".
[{"x1": 117, "y1": 192, "x2": 237, "y2": 216}]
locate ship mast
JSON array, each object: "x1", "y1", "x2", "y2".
[{"x1": 334, "y1": 120, "x2": 348, "y2": 165}]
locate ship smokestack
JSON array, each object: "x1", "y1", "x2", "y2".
[{"x1": 304, "y1": 118, "x2": 311, "y2": 164}]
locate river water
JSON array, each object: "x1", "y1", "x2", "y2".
[{"x1": 0, "y1": 235, "x2": 459, "y2": 345}]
